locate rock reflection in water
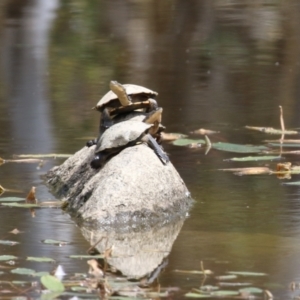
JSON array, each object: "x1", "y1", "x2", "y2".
[{"x1": 78, "y1": 217, "x2": 186, "y2": 280}]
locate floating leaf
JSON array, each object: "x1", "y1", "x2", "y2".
[
  {"x1": 69, "y1": 254, "x2": 104, "y2": 259},
  {"x1": 1, "y1": 203, "x2": 38, "y2": 208},
  {"x1": 34, "y1": 271, "x2": 50, "y2": 277},
  {"x1": 42, "y1": 239, "x2": 70, "y2": 246},
  {"x1": 212, "y1": 291, "x2": 240, "y2": 296},
  {"x1": 12, "y1": 281, "x2": 29, "y2": 285},
  {"x1": 11, "y1": 268, "x2": 36, "y2": 275},
  {"x1": 219, "y1": 282, "x2": 252, "y2": 287},
  {"x1": 239, "y1": 287, "x2": 263, "y2": 294},
  {"x1": 0, "y1": 197, "x2": 25, "y2": 202},
  {"x1": 27, "y1": 257, "x2": 55, "y2": 263},
  {"x1": 219, "y1": 167, "x2": 271, "y2": 175},
  {"x1": 282, "y1": 181, "x2": 300, "y2": 185},
  {"x1": 225, "y1": 155, "x2": 281, "y2": 162},
  {"x1": 1, "y1": 158, "x2": 43, "y2": 164},
  {"x1": 161, "y1": 132, "x2": 188, "y2": 141},
  {"x1": 15, "y1": 154, "x2": 71, "y2": 159},
  {"x1": 172, "y1": 139, "x2": 205, "y2": 146},
  {"x1": 191, "y1": 128, "x2": 219, "y2": 135},
  {"x1": 10, "y1": 228, "x2": 21, "y2": 235},
  {"x1": 40, "y1": 274, "x2": 65, "y2": 292},
  {"x1": 245, "y1": 126, "x2": 298, "y2": 135},
  {"x1": 200, "y1": 285, "x2": 219, "y2": 291},
  {"x1": 0, "y1": 240, "x2": 19, "y2": 246},
  {"x1": 71, "y1": 286, "x2": 88, "y2": 291},
  {"x1": 269, "y1": 143, "x2": 300, "y2": 148},
  {"x1": 265, "y1": 139, "x2": 300, "y2": 143},
  {"x1": 212, "y1": 142, "x2": 268, "y2": 153},
  {"x1": 173, "y1": 269, "x2": 213, "y2": 275},
  {"x1": 185, "y1": 293, "x2": 211, "y2": 298},
  {"x1": 0, "y1": 255, "x2": 18, "y2": 261},
  {"x1": 227, "y1": 271, "x2": 267, "y2": 276},
  {"x1": 215, "y1": 274, "x2": 237, "y2": 280}
]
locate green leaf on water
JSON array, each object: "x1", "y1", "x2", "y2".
[
  {"x1": 227, "y1": 271, "x2": 267, "y2": 276},
  {"x1": 185, "y1": 293, "x2": 211, "y2": 298},
  {"x1": 282, "y1": 181, "x2": 300, "y2": 185},
  {"x1": 27, "y1": 257, "x2": 55, "y2": 262},
  {"x1": 172, "y1": 138, "x2": 205, "y2": 146},
  {"x1": 0, "y1": 255, "x2": 18, "y2": 261},
  {"x1": 0, "y1": 240, "x2": 19, "y2": 246},
  {"x1": 225, "y1": 155, "x2": 281, "y2": 162},
  {"x1": 69, "y1": 254, "x2": 104, "y2": 259},
  {"x1": 245, "y1": 126, "x2": 298, "y2": 135},
  {"x1": 40, "y1": 291, "x2": 63, "y2": 300},
  {"x1": 12, "y1": 281, "x2": 30, "y2": 285},
  {"x1": 11, "y1": 268, "x2": 36, "y2": 275},
  {"x1": 269, "y1": 143, "x2": 300, "y2": 148},
  {"x1": 1, "y1": 203, "x2": 38, "y2": 208},
  {"x1": 41, "y1": 274, "x2": 65, "y2": 292},
  {"x1": 42, "y1": 239, "x2": 70, "y2": 246},
  {"x1": 212, "y1": 142, "x2": 268, "y2": 153},
  {"x1": 239, "y1": 287, "x2": 263, "y2": 294},
  {"x1": 0, "y1": 197, "x2": 26, "y2": 202},
  {"x1": 34, "y1": 271, "x2": 50, "y2": 277},
  {"x1": 212, "y1": 291, "x2": 240, "y2": 296},
  {"x1": 200, "y1": 285, "x2": 219, "y2": 291},
  {"x1": 215, "y1": 274, "x2": 237, "y2": 280}
]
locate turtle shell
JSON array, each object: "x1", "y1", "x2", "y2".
[
  {"x1": 96, "y1": 84, "x2": 158, "y2": 110},
  {"x1": 96, "y1": 120, "x2": 152, "y2": 152}
]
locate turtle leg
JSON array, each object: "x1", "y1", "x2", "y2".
[
  {"x1": 97, "y1": 107, "x2": 114, "y2": 141},
  {"x1": 142, "y1": 134, "x2": 169, "y2": 165},
  {"x1": 90, "y1": 151, "x2": 110, "y2": 169}
]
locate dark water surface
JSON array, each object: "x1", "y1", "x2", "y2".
[{"x1": 1, "y1": 1, "x2": 300, "y2": 299}]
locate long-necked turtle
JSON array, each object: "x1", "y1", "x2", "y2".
[
  {"x1": 96, "y1": 81, "x2": 158, "y2": 111},
  {"x1": 90, "y1": 120, "x2": 169, "y2": 169},
  {"x1": 87, "y1": 81, "x2": 159, "y2": 147}
]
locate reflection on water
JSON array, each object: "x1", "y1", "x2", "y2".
[
  {"x1": 1, "y1": 0, "x2": 300, "y2": 298},
  {"x1": 79, "y1": 218, "x2": 185, "y2": 279}
]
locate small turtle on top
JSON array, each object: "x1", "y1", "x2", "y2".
[
  {"x1": 90, "y1": 119, "x2": 169, "y2": 169},
  {"x1": 87, "y1": 81, "x2": 159, "y2": 147}
]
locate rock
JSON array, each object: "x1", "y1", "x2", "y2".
[{"x1": 46, "y1": 144, "x2": 192, "y2": 227}]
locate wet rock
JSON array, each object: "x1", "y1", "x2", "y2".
[{"x1": 46, "y1": 144, "x2": 192, "y2": 226}]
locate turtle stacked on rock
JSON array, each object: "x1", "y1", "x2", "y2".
[
  {"x1": 89, "y1": 81, "x2": 169, "y2": 169},
  {"x1": 87, "y1": 81, "x2": 159, "y2": 146}
]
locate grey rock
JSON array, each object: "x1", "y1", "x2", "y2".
[{"x1": 46, "y1": 144, "x2": 192, "y2": 227}]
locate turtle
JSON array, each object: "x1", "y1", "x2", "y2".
[
  {"x1": 95, "y1": 81, "x2": 158, "y2": 112},
  {"x1": 87, "y1": 81, "x2": 159, "y2": 147},
  {"x1": 90, "y1": 120, "x2": 169, "y2": 169}
]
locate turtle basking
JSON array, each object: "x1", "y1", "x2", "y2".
[
  {"x1": 87, "y1": 81, "x2": 159, "y2": 147},
  {"x1": 90, "y1": 120, "x2": 169, "y2": 169}
]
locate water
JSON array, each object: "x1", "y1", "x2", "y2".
[{"x1": 1, "y1": 0, "x2": 300, "y2": 298}]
